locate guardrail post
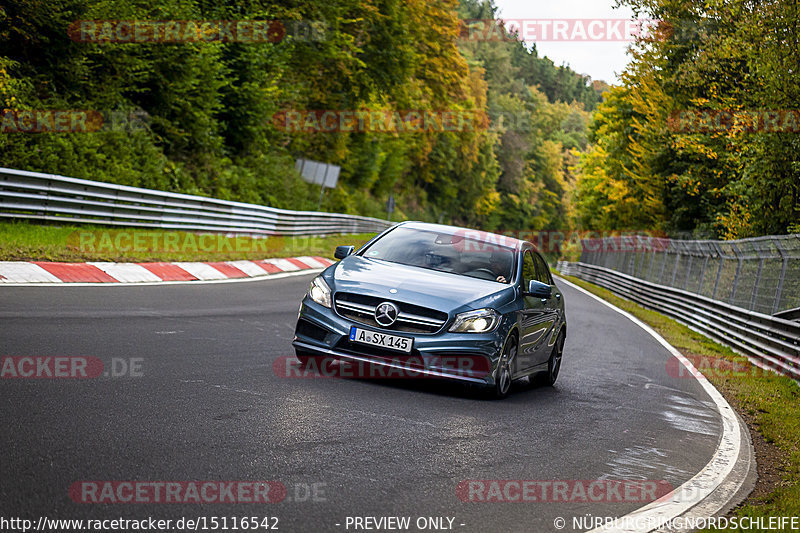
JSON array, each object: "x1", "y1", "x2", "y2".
[
  {"x1": 670, "y1": 251, "x2": 681, "y2": 287},
  {"x1": 635, "y1": 235, "x2": 647, "y2": 278},
  {"x1": 600, "y1": 239, "x2": 607, "y2": 268},
  {"x1": 773, "y1": 238, "x2": 789, "y2": 314},
  {"x1": 684, "y1": 254, "x2": 693, "y2": 290},
  {"x1": 698, "y1": 255, "x2": 709, "y2": 295},
  {"x1": 750, "y1": 257, "x2": 764, "y2": 311},
  {"x1": 730, "y1": 244, "x2": 743, "y2": 305},
  {"x1": 712, "y1": 243, "x2": 724, "y2": 300},
  {"x1": 627, "y1": 248, "x2": 635, "y2": 275},
  {"x1": 659, "y1": 251, "x2": 669, "y2": 284}
]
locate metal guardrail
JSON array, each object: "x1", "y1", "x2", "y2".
[
  {"x1": 0, "y1": 167, "x2": 394, "y2": 236},
  {"x1": 557, "y1": 261, "x2": 800, "y2": 380},
  {"x1": 579, "y1": 234, "x2": 800, "y2": 315}
]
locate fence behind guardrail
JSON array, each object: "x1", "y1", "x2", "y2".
[
  {"x1": 558, "y1": 234, "x2": 800, "y2": 380},
  {"x1": 577, "y1": 234, "x2": 800, "y2": 315},
  {"x1": 0, "y1": 167, "x2": 393, "y2": 236}
]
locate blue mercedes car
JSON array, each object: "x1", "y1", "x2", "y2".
[{"x1": 292, "y1": 222, "x2": 566, "y2": 399}]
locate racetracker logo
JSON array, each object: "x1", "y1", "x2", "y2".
[
  {"x1": 273, "y1": 355, "x2": 490, "y2": 379},
  {"x1": 1, "y1": 109, "x2": 149, "y2": 133},
  {"x1": 1, "y1": 356, "x2": 102, "y2": 378},
  {"x1": 450, "y1": 229, "x2": 520, "y2": 253},
  {"x1": 67, "y1": 230, "x2": 283, "y2": 255},
  {"x1": 272, "y1": 109, "x2": 489, "y2": 133},
  {"x1": 459, "y1": 19, "x2": 658, "y2": 42},
  {"x1": 456, "y1": 479, "x2": 673, "y2": 503},
  {"x1": 665, "y1": 355, "x2": 780, "y2": 379},
  {"x1": 424, "y1": 229, "x2": 670, "y2": 255},
  {"x1": 68, "y1": 20, "x2": 326, "y2": 43},
  {"x1": 69, "y1": 481, "x2": 287, "y2": 503},
  {"x1": 668, "y1": 109, "x2": 800, "y2": 134},
  {"x1": 0, "y1": 110, "x2": 103, "y2": 133}
]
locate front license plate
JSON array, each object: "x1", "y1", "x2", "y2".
[{"x1": 349, "y1": 326, "x2": 413, "y2": 353}]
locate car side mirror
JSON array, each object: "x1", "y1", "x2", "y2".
[
  {"x1": 334, "y1": 245, "x2": 355, "y2": 260},
  {"x1": 525, "y1": 279, "x2": 552, "y2": 298}
]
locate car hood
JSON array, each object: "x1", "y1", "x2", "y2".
[{"x1": 331, "y1": 255, "x2": 512, "y2": 312}]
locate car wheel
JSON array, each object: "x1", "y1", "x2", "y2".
[
  {"x1": 539, "y1": 331, "x2": 564, "y2": 387},
  {"x1": 487, "y1": 337, "x2": 516, "y2": 400}
]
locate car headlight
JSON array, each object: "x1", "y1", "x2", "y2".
[
  {"x1": 308, "y1": 276, "x2": 332, "y2": 308},
  {"x1": 449, "y1": 308, "x2": 500, "y2": 333}
]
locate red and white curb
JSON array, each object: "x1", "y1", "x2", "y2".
[{"x1": 0, "y1": 256, "x2": 334, "y2": 285}]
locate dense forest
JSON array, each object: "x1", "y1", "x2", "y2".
[
  {"x1": 0, "y1": 0, "x2": 600, "y2": 233},
  {"x1": 2, "y1": 0, "x2": 796, "y2": 239},
  {"x1": 575, "y1": 0, "x2": 800, "y2": 238}
]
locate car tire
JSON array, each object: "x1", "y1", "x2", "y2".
[
  {"x1": 538, "y1": 331, "x2": 564, "y2": 387},
  {"x1": 486, "y1": 337, "x2": 517, "y2": 400}
]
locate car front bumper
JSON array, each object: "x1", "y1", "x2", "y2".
[{"x1": 291, "y1": 298, "x2": 507, "y2": 386}]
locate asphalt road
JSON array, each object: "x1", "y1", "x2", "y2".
[{"x1": 0, "y1": 273, "x2": 723, "y2": 533}]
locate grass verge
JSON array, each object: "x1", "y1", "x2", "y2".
[
  {"x1": 0, "y1": 220, "x2": 376, "y2": 262},
  {"x1": 558, "y1": 273, "x2": 800, "y2": 530}
]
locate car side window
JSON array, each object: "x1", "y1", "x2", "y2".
[
  {"x1": 533, "y1": 253, "x2": 552, "y2": 285},
  {"x1": 521, "y1": 251, "x2": 536, "y2": 288}
]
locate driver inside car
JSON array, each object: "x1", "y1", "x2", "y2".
[{"x1": 489, "y1": 251, "x2": 512, "y2": 283}]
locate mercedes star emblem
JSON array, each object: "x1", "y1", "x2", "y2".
[{"x1": 374, "y1": 302, "x2": 399, "y2": 327}]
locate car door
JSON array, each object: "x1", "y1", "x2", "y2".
[
  {"x1": 517, "y1": 250, "x2": 551, "y2": 371},
  {"x1": 531, "y1": 252, "x2": 559, "y2": 366}
]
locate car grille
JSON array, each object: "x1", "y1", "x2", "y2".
[{"x1": 334, "y1": 292, "x2": 449, "y2": 334}]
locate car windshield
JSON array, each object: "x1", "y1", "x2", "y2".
[{"x1": 360, "y1": 227, "x2": 515, "y2": 283}]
